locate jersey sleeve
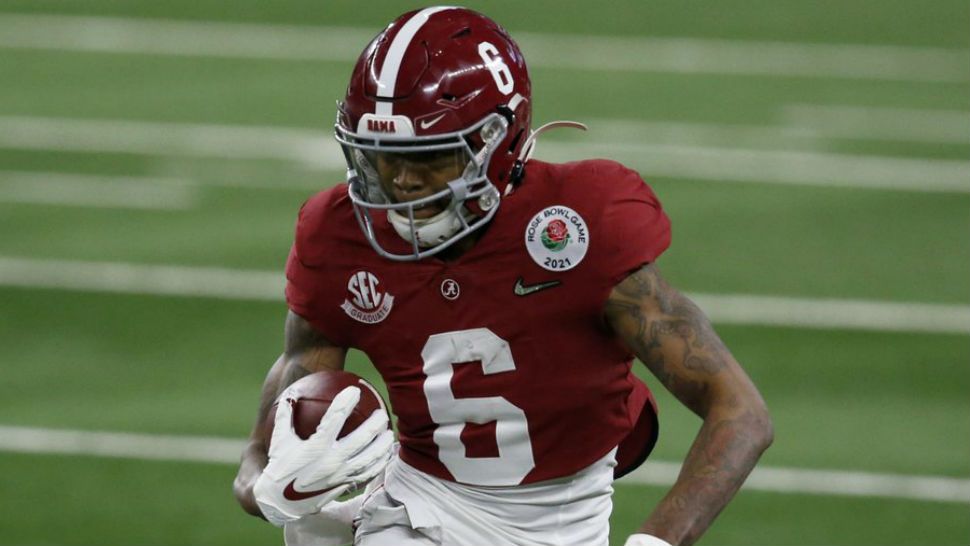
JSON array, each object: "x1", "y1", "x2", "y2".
[
  {"x1": 596, "y1": 162, "x2": 671, "y2": 284},
  {"x1": 282, "y1": 188, "x2": 350, "y2": 346},
  {"x1": 284, "y1": 241, "x2": 315, "y2": 320},
  {"x1": 284, "y1": 196, "x2": 318, "y2": 319}
]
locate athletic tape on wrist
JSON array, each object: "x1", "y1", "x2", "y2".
[{"x1": 624, "y1": 533, "x2": 674, "y2": 546}]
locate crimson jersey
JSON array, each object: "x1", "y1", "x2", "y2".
[{"x1": 286, "y1": 159, "x2": 671, "y2": 486}]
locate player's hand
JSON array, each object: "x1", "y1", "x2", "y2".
[
  {"x1": 253, "y1": 385, "x2": 394, "y2": 527},
  {"x1": 624, "y1": 534, "x2": 674, "y2": 546}
]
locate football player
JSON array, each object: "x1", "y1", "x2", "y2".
[{"x1": 233, "y1": 7, "x2": 772, "y2": 546}]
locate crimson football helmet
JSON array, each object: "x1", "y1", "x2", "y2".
[{"x1": 336, "y1": 7, "x2": 531, "y2": 260}]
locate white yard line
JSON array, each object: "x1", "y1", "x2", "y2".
[
  {"x1": 585, "y1": 118, "x2": 824, "y2": 151},
  {"x1": 0, "y1": 116, "x2": 331, "y2": 165},
  {"x1": 1, "y1": 257, "x2": 968, "y2": 334},
  {"x1": 592, "y1": 110, "x2": 969, "y2": 147},
  {"x1": 0, "y1": 168, "x2": 324, "y2": 193},
  {"x1": 623, "y1": 459, "x2": 970, "y2": 504},
  {"x1": 690, "y1": 294, "x2": 970, "y2": 335},
  {"x1": 0, "y1": 425, "x2": 244, "y2": 465},
  {"x1": 0, "y1": 257, "x2": 284, "y2": 301},
  {"x1": 0, "y1": 14, "x2": 966, "y2": 83},
  {"x1": 1, "y1": 425, "x2": 967, "y2": 504},
  {"x1": 0, "y1": 14, "x2": 367, "y2": 62},
  {"x1": 518, "y1": 34, "x2": 970, "y2": 84},
  {"x1": 783, "y1": 104, "x2": 970, "y2": 145},
  {"x1": 0, "y1": 171, "x2": 197, "y2": 209},
  {"x1": 542, "y1": 141, "x2": 970, "y2": 193},
  {"x1": 1, "y1": 116, "x2": 968, "y2": 194}
]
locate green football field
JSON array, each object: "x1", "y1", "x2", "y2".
[{"x1": 1, "y1": 1, "x2": 968, "y2": 545}]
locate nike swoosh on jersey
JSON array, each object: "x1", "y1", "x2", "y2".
[
  {"x1": 513, "y1": 277, "x2": 561, "y2": 296},
  {"x1": 419, "y1": 113, "x2": 448, "y2": 130},
  {"x1": 283, "y1": 479, "x2": 343, "y2": 501}
]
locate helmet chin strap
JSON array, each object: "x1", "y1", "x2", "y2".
[
  {"x1": 388, "y1": 206, "x2": 475, "y2": 248},
  {"x1": 505, "y1": 121, "x2": 588, "y2": 196}
]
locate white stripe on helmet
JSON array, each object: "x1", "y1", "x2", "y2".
[{"x1": 374, "y1": 6, "x2": 455, "y2": 117}]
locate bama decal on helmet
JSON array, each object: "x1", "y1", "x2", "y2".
[{"x1": 357, "y1": 114, "x2": 415, "y2": 137}]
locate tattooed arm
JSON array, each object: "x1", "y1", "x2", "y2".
[
  {"x1": 232, "y1": 310, "x2": 347, "y2": 518},
  {"x1": 604, "y1": 264, "x2": 773, "y2": 546}
]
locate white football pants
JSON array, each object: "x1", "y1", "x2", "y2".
[{"x1": 354, "y1": 449, "x2": 617, "y2": 546}]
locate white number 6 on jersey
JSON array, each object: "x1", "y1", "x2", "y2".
[{"x1": 422, "y1": 328, "x2": 535, "y2": 485}]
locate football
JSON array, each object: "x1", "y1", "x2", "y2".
[{"x1": 265, "y1": 370, "x2": 388, "y2": 442}]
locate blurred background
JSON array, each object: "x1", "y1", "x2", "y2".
[{"x1": 0, "y1": 1, "x2": 967, "y2": 544}]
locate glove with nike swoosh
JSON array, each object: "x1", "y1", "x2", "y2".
[{"x1": 254, "y1": 385, "x2": 394, "y2": 527}]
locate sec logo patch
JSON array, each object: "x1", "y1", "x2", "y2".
[
  {"x1": 524, "y1": 206, "x2": 589, "y2": 271},
  {"x1": 341, "y1": 270, "x2": 394, "y2": 324}
]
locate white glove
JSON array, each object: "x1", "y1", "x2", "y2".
[
  {"x1": 624, "y1": 534, "x2": 674, "y2": 546},
  {"x1": 254, "y1": 385, "x2": 394, "y2": 527},
  {"x1": 284, "y1": 460, "x2": 389, "y2": 546}
]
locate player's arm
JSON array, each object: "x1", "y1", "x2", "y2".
[
  {"x1": 604, "y1": 263, "x2": 773, "y2": 546},
  {"x1": 232, "y1": 310, "x2": 347, "y2": 518}
]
